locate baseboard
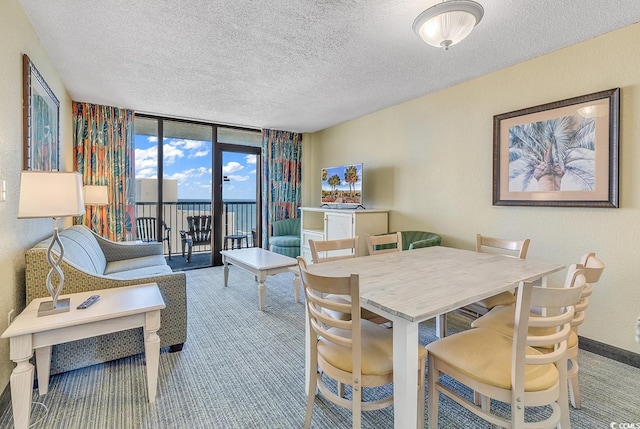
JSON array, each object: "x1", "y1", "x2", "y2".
[{"x1": 579, "y1": 336, "x2": 640, "y2": 368}]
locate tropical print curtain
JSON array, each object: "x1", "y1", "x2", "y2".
[
  {"x1": 261, "y1": 129, "x2": 302, "y2": 249},
  {"x1": 73, "y1": 102, "x2": 135, "y2": 241}
]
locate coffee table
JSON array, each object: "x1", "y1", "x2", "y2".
[{"x1": 221, "y1": 248, "x2": 298, "y2": 311}]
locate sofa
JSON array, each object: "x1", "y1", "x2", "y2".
[
  {"x1": 269, "y1": 218, "x2": 301, "y2": 257},
  {"x1": 25, "y1": 225, "x2": 187, "y2": 375}
]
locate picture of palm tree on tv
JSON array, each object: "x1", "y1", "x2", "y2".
[{"x1": 321, "y1": 164, "x2": 363, "y2": 206}]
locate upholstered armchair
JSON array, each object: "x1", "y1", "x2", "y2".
[
  {"x1": 400, "y1": 230, "x2": 442, "y2": 250},
  {"x1": 269, "y1": 218, "x2": 301, "y2": 257}
]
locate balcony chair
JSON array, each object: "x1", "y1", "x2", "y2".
[
  {"x1": 269, "y1": 218, "x2": 301, "y2": 257},
  {"x1": 136, "y1": 216, "x2": 172, "y2": 260},
  {"x1": 426, "y1": 268, "x2": 586, "y2": 428},
  {"x1": 179, "y1": 215, "x2": 212, "y2": 263},
  {"x1": 471, "y1": 253, "x2": 605, "y2": 409},
  {"x1": 297, "y1": 257, "x2": 426, "y2": 429}
]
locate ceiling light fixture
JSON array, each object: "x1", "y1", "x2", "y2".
[{"x1": 413, "y1": 0, "x2": 484, "y2": 51}]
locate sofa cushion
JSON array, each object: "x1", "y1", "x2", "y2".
[
  {"x1": 104, "y1": 254, "x2": 169, "y2": 275},
  {"x1": 33, "y1": 226, "x2": 106, "y2": 274},
  {"x1": 105, "y1": 264, "x2": 173, "y2": 279}
]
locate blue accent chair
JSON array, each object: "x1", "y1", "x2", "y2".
[{"x1": 269, "y1": 218, "x2": 301, "y2": 257}]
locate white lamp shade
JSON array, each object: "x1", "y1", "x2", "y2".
[
  {"x1": 18, "y1": 171, "x2": 86, "y2": 218},
  {"x1": 413, "y1": 0, "x2": 484, "y2": 50},
  {"x1": 83, "y1": 185, "x2": 109, "y2": 206}
]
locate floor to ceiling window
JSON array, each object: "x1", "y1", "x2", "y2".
[{"x1": 134, "y1": 116, "x2": 260, "y2": 269}]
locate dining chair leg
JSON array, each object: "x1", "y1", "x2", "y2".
[
  {"x1": 428, "y1": 357, "x2": 439, "y2": 427},
  {"x1": 304, "y1": 345, "x2": 319, "y2": 429},
  {"x1": 568, "y1": 357, "x2": 581, "y2": 409},
  {"x1": 569, "y1": 377, "x2": 581, "y2": 409},
  {"x1": 558, "y1": 355, "x2": 571, "y2": 429}
]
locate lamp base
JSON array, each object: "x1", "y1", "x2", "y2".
[{"x1": 37, "y1": 298, "x2": 71, "y2": 317}]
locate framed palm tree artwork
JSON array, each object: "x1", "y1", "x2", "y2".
[{"x1": 493, "y1": 88, "x2": 619, "y2": 207}]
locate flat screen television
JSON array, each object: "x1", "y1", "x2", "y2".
[{"x1": 321, "y1": 163, "x2": 364, "y2": 208}]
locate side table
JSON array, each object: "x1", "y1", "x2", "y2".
[{"x1": 1, "y1": 283, "x2": 165, "y2": 429}]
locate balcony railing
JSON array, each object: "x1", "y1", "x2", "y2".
[{"x1": 135, "y1": 200, "x2": 257, "y2": 257}]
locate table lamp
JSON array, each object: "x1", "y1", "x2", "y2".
[{"x1": 18, "y1": 171, "x2": 85, "y2": 316}]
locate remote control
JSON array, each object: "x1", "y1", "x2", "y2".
[{"x1": 77, "y1": 295, "x2": 100, "y2": 309}]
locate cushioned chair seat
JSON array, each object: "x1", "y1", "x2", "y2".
[
  {"x1": 471, "y1": 304, "x2": 578, "y2": 349},
  {"x1": 471, "y1": 291, "x2": 517, "y2": 310},
  {"x1": 319, "y1": 320, "x2": 427, "y2": 376},
  {"x1": 426, "y1": 327, "x2": 558, "y2": 391}
]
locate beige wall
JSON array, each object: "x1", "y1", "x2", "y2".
[
  {"x1": 0, "y1": 0, "x2": 74, "y2": 392},
  {"x1": 305, "y1": 23, "x2": 640, "y2": 353}
]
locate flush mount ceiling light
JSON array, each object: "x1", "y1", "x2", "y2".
[{"x1": 413, "y1": 0, "x2": 484, "y2": 51}]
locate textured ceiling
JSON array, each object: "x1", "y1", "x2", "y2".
[{"x1": 18, "y1": 0, "x2": 640, "y2": 133}]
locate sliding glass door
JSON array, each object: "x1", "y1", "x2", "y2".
[{"x1": 134, "y1": 116, "x2": 260, "y2": 269}]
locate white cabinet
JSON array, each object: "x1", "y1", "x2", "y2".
[{"x1": 299, "y1": 207, "x2": 388, "y2": 261}]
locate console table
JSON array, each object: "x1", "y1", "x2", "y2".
[{"x1": 1, "y1": 283, "x2": 165, "y2": 429}]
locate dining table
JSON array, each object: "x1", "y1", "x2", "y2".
[{"x1": 303, "y1": 245, "x2": 564, "y2": 429}]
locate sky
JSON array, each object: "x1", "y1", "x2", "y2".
[{"x1": 134, "y1": 135, "x2": 257, "y2": 201}]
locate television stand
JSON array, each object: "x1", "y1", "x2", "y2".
[
  {"x1": 299, "y1": 207, "x2": 388, "y2": 259},
  {"x1": 319, "y1": 203, "x2": 366, "y2": 210}
]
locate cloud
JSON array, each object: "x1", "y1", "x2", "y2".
[
  {"x1": 227, "y1": 174, "x2": 250, "y2": 182},
  {"x1": 223, "y1": 161, "x2": 244, "y2": 174},
  {"x1": 245, "y1": 154, "x2": 257, "y2": 165}
]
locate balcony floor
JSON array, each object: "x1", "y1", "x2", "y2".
[{"x1": 166, "y1": 251, "x2": 213, "y2": 271}]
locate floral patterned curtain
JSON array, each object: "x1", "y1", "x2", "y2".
[
  {"x1": 73, "y1": 102, "x2": 135, "y2": 241},
  {"x1": 261, "y1": 129, "x2": 302, "y2": 249}
]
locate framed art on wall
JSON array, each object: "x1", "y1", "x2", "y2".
[
  {"x1": 23, "y1": 54, "x2": 60, "y2": 171},
  {"x1": 493, "y1": 88, "x2": 620, "y2": 207}
]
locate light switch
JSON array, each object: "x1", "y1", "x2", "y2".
[{"x1": 0, "y1": 179, "x2": 5, "y2": 202}]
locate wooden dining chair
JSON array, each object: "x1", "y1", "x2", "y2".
[
  {"x1": 308, "y1": 238, "x2": 389, "y2": 325},
  {"x1": 366, "y1": 231, "x2": 403, "y2": 255},
  {"x1": 461, "y1": 234, "x2": 531, "y2": 317},
  {"x1": 298, "y1": 257, "x2": 426, "y2": 429},
  {"x1": 472, "y1": 253, "x2": 605, "y2": 409},
  {"x1": 309, "y1": 236, "x2": 359, "y2": 263},
  {"x1": 427, "y1": 272, "x2": 586, "y2": 428}
]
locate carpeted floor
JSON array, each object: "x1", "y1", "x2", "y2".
[{"x1": 1, "y1": 266, "x2": 639, "y2": 428}]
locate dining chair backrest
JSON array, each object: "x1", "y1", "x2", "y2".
[
  {"x1": 366, "y1": 231, "x2": 403, "y2": 255},
  {"x1": 512, "y1": 275, "x2": 585, "y2": 385},
  {"x1": 309, "y1": 236, "x2": 359, "y2": 264},
  {"x1": 571, "y1": 252, "x2": 604, "y2": 330},
  {"x1": 476, "y1": 234, "x2": 530, "y2": 259}
]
